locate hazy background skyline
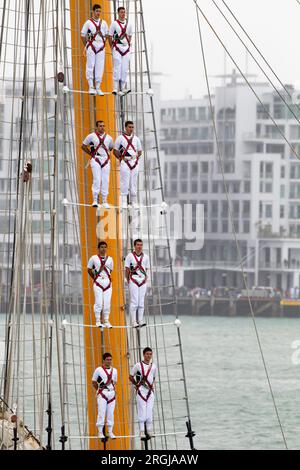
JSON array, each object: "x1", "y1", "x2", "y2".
[{"x1": 143, "y1": 0, "x2": 300, "y2": 100}]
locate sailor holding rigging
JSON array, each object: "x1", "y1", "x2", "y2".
[
  {"x1": 109, "y1": 6, "x2": 133, "y2": 95},
  {"x1": 82, "y1": 120, "x2": 113, "y2": 208},
  {"x1": 92, "y1": 352, "x2": 117, "y2": 439},
  {"x1": 113, "y1": 120, "x2": 142, "y2": 210},
  {"x1": 129, "y1": 347, "x2": 156, "y2": 439},
  {"x1": 125, "y1": 239, "x2": 149, "y2": 328},
  {"x1": 81, "y1": 4, "x2": 108, "y2": 96},
  {"x1": 87, "y1": 241, "x2": 113, "y2": 328}
]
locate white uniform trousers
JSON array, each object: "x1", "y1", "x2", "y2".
[
  {"x1": 93, "y1": 283, "x2": 112, "y2": 322},
  {"x1": 90, "y1": 159, "x2": 110, "y2": 201},
  {"x1": 86, "y1": 47, "x2": 105, "y2": 87},
  {"x1": 129, "y1": 280, "x2": 147, "y2": 323},
  {"x1": 137, "y1": 391, "x2": 154, "y2": 432},
  {"x1": 112, "y1": 48, "x2": 131, "y2": 88},
  {"x1": 120, "y1": 161, "x2": 138, "y2": 198},
  {"x1": 96, "y1": 391, "x2": 116, "y2": 429}
]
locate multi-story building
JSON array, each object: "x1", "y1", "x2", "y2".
[{"x1": 160, "y1": 71, "x2": 300, "y2": 293}]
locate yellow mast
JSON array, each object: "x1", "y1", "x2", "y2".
[{"x1": 69, "y1": 0, "x2": 130, "y2": 450}]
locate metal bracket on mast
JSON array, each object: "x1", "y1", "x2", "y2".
[
  {"x1": 45, "y1": 401, "x2": 53, "y2": 450},
  {"x1": 185, "y1": 419, "x2": 196, "y2": 450}
]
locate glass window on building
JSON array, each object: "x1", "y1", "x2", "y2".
[
  {"x1": 222, "y1": 220, "x2": 228, "y2": 233},
  {"x1": 266, "y1": 144, "x2": 285, "y2": 158},
  {"x1": 181, "y1": 128, "x2": 189, "y2": 140},
  {"x1": 179, "y1": 144, "x2": 188, "y2": 155},
  {"x1": 221, "y1": 201, "x2": 228, "y2": 217},
  {"x1": 224, "y1": 162, "x2": 235, "y2": 173},
  {"x1": 201, "y1": 162, "x2": 209, "y2": 173},
  {"x1": 180, "y1": 162, "x2": 188, "y2": 178},
  {"x1": 170, "y1": 163, "x2": 178, "y2": 178},
  {"x1": 211, "y1": 220, "x2": 218, "y2": 233},
  {"x1": 199, "y1": 127, "x2": 209, "y2": 140},
  {"x1": 243, "y1": 161, "x2": 251, "y2": 178},
  {"x1": 290, "y1": 125, "x2": 300, "y2": 140},
  {"x1": 232, "y1": 182, "x2": 240, "y2": 193},
  {"x1": 242, "y1": 200, "x2": 250, "y2": 216},
  {"x1": 266, "y1": 204, "x2": 273, "y2": 218},
  {"x1": 171, "y1": 181, "x2": 177, "y2": 194},
  {"x1": 281, "y1": 166, "x2": 285, "y2": 178},
  {"x1": 244, "y1": 181, "x2": 251, "y2": 193},
  {"x1": 198, "y1": 107, "x2": 206, "y2": 120},
  {"x1": 274, "y1": 104, "x2": 286, "y2": 119},
  {"x1": 265, "y1": 182, "x2": 273, "y2": 193},
  {"x1": 212, "y1": 182, "x2": 218, "y2": 193},
  {"x1": 178, "y1": 108, "x2": 186, "y2": 119},
  {"x1": 257, "y1": 103, "x2": 270, "y2": 119},
  {"x1": 265, "y1": 163, "x2": 273, "y2": 178},
  {"x1": 232, "y1": 201, "x2": 239, "y2": 217},
  {"x1": 181, "y1": 181, "x2": 188, "y2": 193},
  {"x1": 188, "y1": 107, "x2": 196, "y2": 121},
  {"x1": 198, "y1": 143, "x2": 213, "y2": 154},
  {"x1": 191, "y1": 162, "x2": 198, "y2": 177},
  {"x1": 290, "y1": 163, "x2": 300, "y2": 179},
  {"x1": 243, "y1": 220, "x2": 250, "y2": 233},
  {"x1": 202, "y1": 181, "x2": 208, "y2": 193},
  {"x1": 211, "y1": 201, "x2": 218, "y2": 216},
  {"x1": 265, "y1": 124, "x2": 284, "y2": 139},
  {"x1": 170, "y1": 128, "x2": 178, "y2": 140},
  {"x1": 290, "y1": 182, "x2": 300, "y2": 199},
  {"x1": 190, "y1": 128, "x2": 199, "y2": 139},
  {"x1": 280, "y1": 205, "x2": 285, "y2": 218},
  {"x1": 232, "y1": 220, "x2": 239, "y2": 233},
  {"x1": 256, "y1": 142, "x2": 264, "y2": 153},
  {"x1": 191, "y1": 181, "x2": 198, "y2": 193},
  {"x1": 189, "y1": 143, "x2": 198, "y2": 154}
]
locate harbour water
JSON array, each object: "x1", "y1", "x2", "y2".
[{"x1": 1, "y1": 314, "x2": 300, "y2": 450}]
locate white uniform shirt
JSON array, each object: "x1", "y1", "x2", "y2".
[
  {"x1": 130, "y1": 361, "x2": 157, "y2": 394},
  {"x1": 109, "y1": 20, "x2": 133, "y2": 48},
  {"x1": 83, "y1": 133, "x2": 114, "y2": 163},
  {"x1": 92, "y1": 366, "x2": 117, "y2": 392},
  {"x1": 87, "y1": 255, "x2": 113, "y2": 282},
  {"x1": 114, "y1": 134, "x2": 142, "y2": 161},
  {"x1": 125, "y1": 252, "x2": 149, "y2": 284},
  {"x1": 81, "y1": 18, "x2": 108, "y2": 50}
]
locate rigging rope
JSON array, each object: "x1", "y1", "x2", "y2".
[{"x1": 194, "y1": 0, "x2": 288, "y2": 450}]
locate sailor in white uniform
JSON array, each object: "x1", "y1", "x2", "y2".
[
  {"x1": 92, "y1": 352, "x2": 117, "y2": 439},
  {"x1": 81, "y1": 4, "x2": 108, "y2": 95},
  {"x1": 129, "y1": 347, "x2": 156, "y2": 438},
  {"x1": 113, "y1": 121, "x2": 142, "y2": 209},
  {"x1": 108, "y1": 6, "x2": 133, "y2": 95},
  {"x1": 125, "y1": 239, "x2": 149, "y2": 327},
  {"x1": 87, "y1": 241, "x2": 113, "y2": 328},
  {"x1": 82, "y1": 120, "x2": 114, "y2": 208}
]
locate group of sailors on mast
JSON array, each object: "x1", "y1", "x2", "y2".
[
  {"x1": 88, "y1": 239, "x2": 149, "y2": 329},
  {"x1": 82, "y1": 120, "x2": 142, "y2": 210},
  {"x1": 82, "y1": 4, "x2": 155, "y2": 443},
  {"x1": 92, "y1": 348, "x2": 157, "y2": 440},
  {"x1": 81, "y1": 4, "x2": 132, "y2": 96}
]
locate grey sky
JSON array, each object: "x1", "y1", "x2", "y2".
[{"x1": 143, "y1": 0, "x2": 300, "y2": 100}]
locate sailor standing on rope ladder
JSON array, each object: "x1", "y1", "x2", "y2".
[
  {"x1": 92, "y1": 352, "x2": 117, "y2": 439},
  {"x1": 113, "y1": 120, "x2": 142, "y2": 210},
  {"x1": 88, "y1": 241, "x2": 113, "y2": 328},
  {"x1": 81, "y1": 4, "x2": 108, "y2": 96},
  {"x1": 125, "y1": 239, "x2": 149, "y2": 327},
  {"x1": 109, "y1": 6, "x2": 133, "y2": 96},
  {"x1": 82, "y1": 120, "x2": 113, "y2": 208},
  {"x1": 129, "y1": 347, "x2": 156, "y2": 439}
]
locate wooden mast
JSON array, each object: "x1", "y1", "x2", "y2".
[{"x1": 69, "y1": 0, "x2": 130, "y2": 450}]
